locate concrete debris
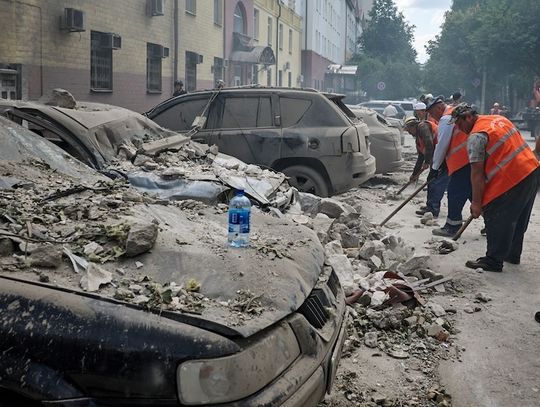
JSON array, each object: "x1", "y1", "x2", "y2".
[
  {"x1": 358, "y1": 240, "x2": 386, "y2": 260},
  {"x1": 427, "y1": 302, "x2": 446, "y2": 317},
  {"x1": 475, "y1": 292, "x2": 492, "y2": 303},
  {"x1": 318, "y1": 198, "x2": 356, "y2": 219},
  {"x1": 397, "y1": 255, "x2": 430, "y2": 275},
  {"x1": 0, "y1": 238, "x2": 14, "y2": 256},
  {"x1": 438, "y1": 239, "x2": 459, "y2": 254},
  {"x1": 40, "y1": 88, "x2": 76, "y2": 109},
  {"x1": 125, "y1": 222, "x2": 159, "y2": 257},
  {"x1": 28, "y1": 244, "x2": 63, "y2": 268},
  {"x1": 326, "y1": 253, "x2": 355, "y2": 295},
  {"x1": 80, "y1": 264, "x2": 113, "y2": 292}
]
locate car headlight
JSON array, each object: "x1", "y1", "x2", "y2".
[{"x1": 177, "y1": 322, "x2": 300, "y2": 405}]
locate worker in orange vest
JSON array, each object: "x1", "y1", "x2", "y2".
[
  {"x1": 425, "y1": 96, "x2": 471, "y2": 237},
  {"x1": 405, "y1": 116, "x2": 447, "y2": 217},
  {"x1": 451, "y1": 103, "x2": 540, "y2": 272}
]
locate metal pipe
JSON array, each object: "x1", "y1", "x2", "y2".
[
  {"x1": 173, "y1": 0, "x2": 179, "y2": 84},
  {"x1": 276, "y1": 0, "x2": 282, "y2": 85}
]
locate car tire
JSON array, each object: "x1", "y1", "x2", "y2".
[{"x1": 282, "y1": 165, "x2": 329, "y2": 197}]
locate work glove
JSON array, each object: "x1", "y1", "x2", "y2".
[{"x1": 427, "y1": 168, "x2": 439, "y2": 182}]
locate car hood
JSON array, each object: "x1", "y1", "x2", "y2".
[{"x1": 0, "y1": 116, "x2": 323, "y2": 339}]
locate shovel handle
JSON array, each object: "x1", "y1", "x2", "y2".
[
  {"x1": 397, "y1": 168, "x2": 426, "y2": 195},
  {"x1": 380, "y1": 180, "x2": 429, "y2": 227},
  {"x1": 452, "y1": 216, "x2": 474, "y2": 241}
]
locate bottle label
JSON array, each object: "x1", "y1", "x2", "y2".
[{"x1": 228, "y1": 209, "x2": 250, "y2": 233}]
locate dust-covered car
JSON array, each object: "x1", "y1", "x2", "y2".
[
  {"x1": 145, "y1": 87, "x2": 376, "y2": 197},
  {"x1": 0, "y1": 116, "x2": 347, "y2": 406},
  {"x1": 347, "y1": 106, "x2": 404, "y2": 174},
  {"x1": 0, "y1": 99, "x2": 295, "y2": 210}
]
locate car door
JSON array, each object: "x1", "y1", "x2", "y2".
[
  {"x1": 150, "y1": 95, "x2": 214, "y2": 145},
  {"x1": 210, "y1": 93, "x2": 280, "y2": 167}
]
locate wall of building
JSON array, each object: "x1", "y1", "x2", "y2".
[
  {"x1": 178, "y1": 0, "x2": 225, "y2": 91},
  {"x1": 0, "y1": 0, "x2": 179, "y2": 112},
  {"x1": 253, "y1": 0, "x2": 302, "y2": 87}
]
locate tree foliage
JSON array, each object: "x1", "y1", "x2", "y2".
[
  {"x1": 354, "y1": 0, "x2": 421, "y2": 99},
  {"x1": 423, "y1": 0, "x2": 540, "y2": 110}
]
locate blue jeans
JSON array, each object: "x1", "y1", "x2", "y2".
[
  {"x1": 426, "y1": 167, "x2": 449, "y2": 217},
  {"x1": 445, "y1": 164, "x2": 472, "y2": 230}
]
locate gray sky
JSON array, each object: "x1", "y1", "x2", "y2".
[{"x1": 394, "y1": 0, "x2": 453, "y2": 63}]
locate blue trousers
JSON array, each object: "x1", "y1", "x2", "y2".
[
  {"x1": 445, "y1": 164, "x2": 472, "y2": 230},
  {"x1": 426, "y1": 167, "x2": 449, "y2": 217}
]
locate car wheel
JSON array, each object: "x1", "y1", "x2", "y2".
[{"x1": 282, "y1": 165, "x2": 329, "y2": 197}]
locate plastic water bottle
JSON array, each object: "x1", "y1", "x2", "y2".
[{"x1": 228, "y1": 189, "x2": 251, "y2": 248}]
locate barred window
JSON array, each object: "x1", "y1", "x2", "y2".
[
  {"x1": 213, "y1": 0, "x2": 222, "y2": 25},
  {"x1": 147, "y1": 43, "x2": 162, "y2": 92},
  {"x1": 90, "y1": 31, "x2": 112, "y2": 91}
]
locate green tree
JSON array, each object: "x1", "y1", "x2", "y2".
[{"x1": 354, "y1": 0, "x2": 421, "y2": 99}]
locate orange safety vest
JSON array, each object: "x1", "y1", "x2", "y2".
[
  {"x1": 444, "y1": 105, "x2": 470, "y2": 175},
  {"x1": 416, "y1": 120, "x2": 438, "y2": 155},
  {"x1": 470, "y1": 115, "x2": 539, "y2": 206}
]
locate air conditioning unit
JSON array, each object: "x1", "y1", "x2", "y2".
[
  {"x1": 150, "y1": 44, "x2": 169, "y2": 58},
  {"x1": 147, "y1": 0, "x2": 165, "y2": 16},
  {"x1": 60, "y1": 8, "x2": 85, "y2": 32},
  {"x1": 100, "y1": 33, "x2": 122, "y2": 50},
  {"x1": 223, "y1": 59, "x2": 229, "y2": 68},
  {"x1": 283, "y1": 61, "x2": 291, "y2": 70}
]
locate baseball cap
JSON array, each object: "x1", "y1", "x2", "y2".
[
  {"x1": 404, "y1": 116, "x2": 419, "y2": 126},
  {"x1": 426, "y1": 96, "x2": 444, "y2": 111},
  {"x1": 414, "y1": 102, "x2": 426, "y2": 110}
]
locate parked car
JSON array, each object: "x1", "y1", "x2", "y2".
[
  {"x1": 0, "y1": 115, "x2": 347, "y2": 406},
  {"x1": 347, "y1": 106, "x2": 404, "y2": 174},
  {"x1": 146, "y1": 87, "x2": 376, "y2": 197},
  {"x1": 358, "y1": 101, "x2": 407, "y2": 120},
  {"x1": 359, "y1": 100, "x2": 415, "y2": 118},
  {"x1": 0, "y1": 99, "x2": 296, "y2": 210}
]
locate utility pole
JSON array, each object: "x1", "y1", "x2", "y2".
[{"x1": 480, "y1": 65, "x2": 487, "y2": 114}]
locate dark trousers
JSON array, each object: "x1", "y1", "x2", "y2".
[
  {"x1": 445, "y1": 164, "x2": 472, "y2": 230},
  {"x1": 426, "y1": 167, "x2": 449, "y2": 216},
  {"x1": 483, "y1": 168, "x2": 539, "y2": 267}
]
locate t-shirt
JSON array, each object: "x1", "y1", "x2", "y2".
[{"x1": 467, "y1": 132, "x2": 488, "y2": 163}]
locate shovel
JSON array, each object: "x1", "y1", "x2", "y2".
[
  {"x1": 452, "y1": 215, "x2": 474, "y2": 241},
  {"x1": 380, "y1": 180, "x2": 429, "y2": 227},
  {"x1": 395, "y1": 168, "x2": 426, "y2": 195}
]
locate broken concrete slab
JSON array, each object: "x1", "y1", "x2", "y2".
[
  {"x1": 29, "y1": 244, "x2": 63, "y2": 268},
  {"x1": 397, "y1": 254, "x2": 430, "y2": 275},
  {"x1": 125, "y1": 222, "x2": 159, "y2": 257},
  {"x1": 358, "y1": 240, "x2": 386, "y2": 260},
  {"x1": 318, "y1": 198, "x2": 356, "y2": 218},
  {"x1": 80, "y1": 264, "x2": 113, "y2": 292},
  {"x1": 326, "y1": 254, "x2": 355, "y2": 295},
  {"x1": 364, "y1": 331, "x2": 378, "y2": 348}
]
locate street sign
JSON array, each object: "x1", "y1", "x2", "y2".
[
  {"x1": 377, "y1": 81, "x2": 386, "y2": 91},
  {"x1": 472, "y1": 78, "x2": 481, "y2": 88}
]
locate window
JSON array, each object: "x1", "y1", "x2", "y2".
[
  {"x1": 213, "y1": 57, "x2": 224, "y2": 85},
  {"x1": 185, "y1": 51, "x2": 198, "y2": 92},
  {"x1": 280, "y1": 97, "x2": 312, "y2": 127},
  {"x1": 233, "y1": 2, "x2": 246, "y2": 34},
  {"x1": 90, "y1": 31, "x2": 113, "y2": 91},
  {"x1": 288, "y1": 71, "x2": 292, "y2": 88},
  {"x1": 186, "y1": 0, "x2": 196, "y2": 15},
  {"x1": 253, "y1": 9, "x2": 259, "y2": 40},
  {"x1": 267, "y1": 69, "x2": 272, "y2": 86},
  {"x1": 152, "y1": 97, "x2": 210, "y2": 132},
  {"x1": 278, "y1": 70, "x2": 283, "y2": 87},
  {"x1": 267, "y1": 17, "x2": 272, "y2": 46},
  {"x1": 288, "y1": 29, "x2": 293, "y2": 54},
  {"x1": 146, "y1": 43, "x2": 162, "y2": 92},
  {"x1": 278, "y1": 23, "x2": 283, "y2": 50},
  {"x1": 252, "y1": 65, "x2": 259, "y2": 84},
  {"x1": 220, "y1": 97, "x2": 272, "y2": 129},
  {"x1": 213, "y1": 0, "x2": 222, "y2": 25}
]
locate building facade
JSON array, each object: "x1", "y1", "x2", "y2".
[{"x1": 0, "y1": 0, "x2": 227, "y2": 112}]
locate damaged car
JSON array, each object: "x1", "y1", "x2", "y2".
[
  {"x1": 0, "y1": 115, "x2": 347, "y2": 406},
  {"x1": 347, "y1": 106, "x2": 404, "y2": 174},
  {"x1": 0, "y1": 98, "x2": 295, "y2": 210},
  {"x1": 145, "y1": 87, "x2": 376, "y2": 197}
]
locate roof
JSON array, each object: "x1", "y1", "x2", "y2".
[{"x1": 230, "y1": 46, "x2": 276, "y2": 65}]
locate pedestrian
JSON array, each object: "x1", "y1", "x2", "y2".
[
  {"x1": 404, "y1": 117, "x2": 448, "y2": 218},
  {"x1": 426, "y1": 96, "x2": 471, "y2": 237},
  {"x1": 451, "y1": 92, "x2": 462, "y2": 106},
  {"x1": 383, "y1": 103, "x2": 398, "y2": 118},
  {"x1": 450, "y1": 103, "x2": 540, "y2": 272},
  {"x1": 173, "y1": 80, "x2": 187, "y2": 97},
  {"x1": 489, "y1": 102, "x2": 501, "y2": 115}
]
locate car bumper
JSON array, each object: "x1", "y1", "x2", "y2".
[
  {"x1": 324, "y1": 152, "x2": 376, "y2": 194},
  {"x1": 370, "y1": 136, "x2": 404, "y2": 174}
]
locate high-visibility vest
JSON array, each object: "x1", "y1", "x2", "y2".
[
  {"x1": 427, "y1": 119, "x2": 439, "y2": 145},
  {"x1": 444, "y1": 105, "x2": 470, "y2": 175},
  {"x1": 470, "y1": 115, "x2": 539, "y2": 206},
  {"x1": 416, "y1": 120, "x2": 438, "y2": 155}
]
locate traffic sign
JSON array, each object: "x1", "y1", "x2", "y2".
[{"x1": 377, "y1": 81, "x2": 386, "y2": 91}]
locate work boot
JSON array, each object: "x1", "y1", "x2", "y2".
[
  {"x1": 465, "y1": 256, "x2": 502, "y2": 272},
  {"x1": 504, "y1": 256, "x2": 520, "y2": 265},
  {"x1": 535, "y1": 312, "x2": 540, "y2": 323},
  {"x1": 432, "y1": 226, "x2": 458, "y2": 237},
  {"x1": 416, "y1": 207, "x2": 438, "y2": 217}
]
